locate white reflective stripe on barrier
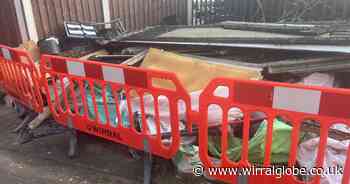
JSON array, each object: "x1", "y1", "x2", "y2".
[
  {"x1": 102, "y1": 66, "x2": 125, "y2": 84},
  {"x1": 67, "y1": 61, "x2": 86, "y2": 77},
  {"x1": 273, "y1": 87, "x2": 322, "y2": 115},
  {"x1": 1, "y1": 48, "x2": 12, "y2": 60},
  {"x1": 52, "y1": 59, "x2": 137, "y2": 87}
]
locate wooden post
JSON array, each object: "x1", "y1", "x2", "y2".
[
  {"x1": 14, "y1": 0, "x2": 29, "y2": 42},
  {"x1": 102, "y1": 0, "x2": 112, "y2": 28},
  {"x1": 21, "y1": 0, "x2": 39, "y2": 42}
]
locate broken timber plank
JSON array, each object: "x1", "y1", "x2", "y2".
[{"x1": 121, "y1": 49, "x2": 148, "y2": 66}]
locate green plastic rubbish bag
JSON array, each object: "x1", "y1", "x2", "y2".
[
  {"x1": 48, "y1": 80, "x2": 130, "y2": 127},
  {"x1": 85, "y1": 83, "x2": 130, "y2": 127},
  {"x1": 173, "y1": 137, "x2": 202, "y2": 174},
  {"x1": 208, "y1": 119, "x2": 293, "y2": 164},
  {"x1": 173, "y1": 144, "x2": 202, "y2": 173}
]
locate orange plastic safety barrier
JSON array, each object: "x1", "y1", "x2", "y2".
[
  {"x1": 0, "y1": 45, "x2": 43, "y2": 112},
  {"x1": 1, "y1": 43, "x2": 349, "y2": 184},
  {"x1": 40, "y1": 55, "x2": 192, "y2": 159},
  {"x1": 198, "y1": 78, "x2": 350, "y2": 184}
]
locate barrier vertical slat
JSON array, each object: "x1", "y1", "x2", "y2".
[
  {"x1": 241, "y1": 109, "x2": 250, "y2": 164},
  {"x1": 101, "y1": 83, "x2": 111, "y2": 125},
  {"x1": 140, "y1": 91, "x2": 148, "y2": 133},
  {"x1": 221, "y1": 108, "x2": 229, "y2": 164},
  {"x1": 89, "y1": 80, "x2": 100, "y2": 123},
  {"x1": 111, "y1": 85, "x2": 123, "y2": 128},
  {"x1": 263, "y1": 115, "x2": 274, "y2": 166},
  {"x1": 69, "y1": 78, "x2": 79, "y2": 115},
  {"x1": 287, "y1": 117, "x2": 301, "y2": 167},
  {"x1": 125, "y1": 88, "x2": 135, "y2": 130},
  {"x1": 78, "y1": 80, "x2": 89, "y2": 119},
  {"x1": 154, "y1": 95, "x2": 162, "y2": 142},
  {"x1": 343, "y1": 147, "x2": 350, "y2": 184}
]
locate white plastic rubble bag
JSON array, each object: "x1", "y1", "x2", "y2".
[
  {"x1": 297, "y1": 124, "x2": 350, "y2": 184},
  {"x1": 128, "y1": 86, "x2": 243, "y2": 135}
]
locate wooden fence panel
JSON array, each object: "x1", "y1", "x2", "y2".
[
  {"x1": 22, "y1": 0, "x2": 350, "y2": 42},
  {"x1": 30, "y1": 0, "x2": 187, "y2": 39},
  {"x1": 110, "y1": 0, "x2": 188, "y2": 32},
  {"x1": 0, "y1": 0, "x2": 22, "y2": 46},
  {"x1": 31, "y1": 0, "x2": 103, "y2": 39}
]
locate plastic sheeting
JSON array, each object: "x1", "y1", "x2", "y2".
[
  {"x1": 299, "y1": 72, "x2": 338, "y2": 88},
  {"x1": 297, "y1": 124, "x2": 350, "y2": 184},
  {"x1": 297, "y1": 72, "x2": 348, "y2": 183},
  {"x1": 208, "y1": 118, "x2": 293, "y2": 164},
  {"x1": 130, "y1": 86, "x2": 243, "y2": 135}
]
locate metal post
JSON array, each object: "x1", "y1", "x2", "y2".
[
  {"x1": 67, "y1": 119, "x2": 78, "y2": 158},
  {"x1": 143, "y1": 139, "x2": 152, "y2": 184},
  {"x1": 187, "y1": 0, "x2": 193, "y2": 25}
]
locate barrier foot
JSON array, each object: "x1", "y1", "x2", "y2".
[
  {"x1": 16, "y1": 127, "x2": 34, "y2": 144},
  {"x1": 14, "y1": 112, "x2": 36, "y2": 144},
  {"x1": 67, "y1": 120, "x2": 78, "y2": 158},
  {"x1": 67, "y1": 128, "x2": 78, "y2": 158},
  {"x1": 13, "y1": 111, "x2": 37, "y2": 133},
  {"x1": 14, "y1": 102, "x2": 28, "y2": 119},
  {"x1": 31, "y1": 119, "x2": 67, "y2": 139},
  {"x1": 143, "y1": 140, "x2": 152, "y2": 184},
  {"x1": 129, "y1": 148, "x2": 142, "y2": 160}
]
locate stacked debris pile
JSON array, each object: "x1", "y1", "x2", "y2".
[
  {"x1": 103, "y1": 21, "x2": 350, "y2": 184},
  {"x1": 88, "y1": 47, "x2": 350, "y2": 183},
  {"x1": 3, "y1": 20, "x2": 350, "y2": 184}
]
